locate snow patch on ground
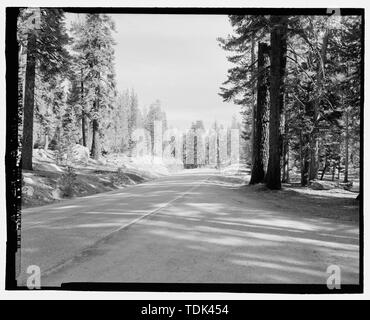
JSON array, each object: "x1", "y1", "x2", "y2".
[
  {"x1": 33, "y1": 148, "x2": 55, "y2": 162},
  {"x1": 34, "y1": 162, "x2": 64, "y2": 172},
  {"x1": 69, "y1": 144, "x2": 90, "y2": 164},
  {"x1": 23, "y1": 149, "x2": 184, "y2": 208},
  {"x1": 210, "y1": 168, "x2": 359, "y2": 223},
  {"x1": 105, "y1": 154, "x2": 183, "y2": 178},
  {"x1": 285, "y1": 186, "x2": 357, "y2": 199}
]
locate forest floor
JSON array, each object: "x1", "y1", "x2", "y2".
[
  {"x1": 22, "y1": 150, "x2": 360, "y2": 215},
  {"x1": 21, "y1": 150, "x2": 181, "y2": 208}
]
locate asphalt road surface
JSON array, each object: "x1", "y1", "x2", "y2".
[{"x1": 18, "y1": 169, "x2": 359, "y2": 287}]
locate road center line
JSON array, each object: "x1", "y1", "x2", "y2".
[{"x1": 41, "y1": 176, "x2": 211, "y2": 278}]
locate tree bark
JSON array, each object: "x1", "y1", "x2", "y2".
[
  {"x1": 302, "y1": 155, "x2": 310, "y2": 186},
  {"x1": 300, "y1": 130, "x2": 310, "y2": 186},
  {"x1": 21, "y1": 32, "x2": 37, "y2": 170},
  {"x1": 81, "y1": 111, "x2": 87, "y2": 147},
  {"x1": 250, "y1": 36, "x2": 256, "y2": 167},
  {"x1": 250, "y1": 42, "x2": 269, "y2": 184},
  {"x1": 337, "y1": 156, "x2": 341, "y2": 180},
  {"x1": 281, "y1": 108, "x2": 289, "y2": 183},
  {"x1": 320, "y1": 158, "x2": 328, "y2": 180},
  {"x1": 90, "y1": 69, "x2": 101, "y2": 159},
  {"x1": 90, "y1": 117, "x2": 100, "y2": 160},
  {"x1": 265, "y1": 16, "x2": 287, "y2": 190},
  {"x1": 80, "y1": 68, "x2": 87, "y2": 147},
  {"x1": 331, "y1": 161, "x2": 336, "y2": 181}
]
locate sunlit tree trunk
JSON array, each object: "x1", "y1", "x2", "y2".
[
  {"x1": 300, "y1": 131, "x2": 310, "y2": 186},
  {"x1": 44, "y1": 132, "x2": 49, "y2": 150},
  {"x1": 281, "y1": 107, "x2": 289, "y2": 183},
  {"x1": 265, "y1": 16, "x2": 287, "y2": 190},
  {"x1": 90, "y1": 117, "x2": 100, "y2": 160},
  {"x1": 81, "y1": 68, "x2": 87, "y2": 147},
  {"x1": 90, "y1": 82, "x2": 101, "y2": 159},
  {"x1": 320, "y1": 157, "x2": 328, "y2": 180},
  {"x1": 250, "y1": 36, "x2": 256, "y2": 168},
  {"x1": 250, "y1": 42, "x2": 269, "y2": 184}
]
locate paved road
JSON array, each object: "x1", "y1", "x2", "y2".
[{"x1": 18, "y1": 169, "x2": 359, "y2": 287}]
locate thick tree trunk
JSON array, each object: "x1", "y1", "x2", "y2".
[
  {"x1": 281, "y1": 108, "x2": 289, "y2": 183},
  {"x1": 302, "y1": 154, "x2": 310, "y2": 186},
  {"x1": 320, "y1": 158, "x2": 328, "y2": 180},
  {"x1": 81, "y1": 112, "x2": 87, "y2": 147},
  {"x1": 250, "y1": 42, "x2": 269, "y2": 184},
  {"x1": 90, "y1": 71, "x2": 101, "y2": 159},
  {"x1": 265, "y1": 16, "x2": 287, "y2": 190},
  {"x1": 337, "y1": 156, "x2": 341, "y2": 180},
  {"x1": 250, "y1": 36, "x2": 256, "y2": 167},
  {"x1": 300, "y1": 132, "x2": 310, "y2": 186},
  {"x1": 90, "y1": 117, "x2": 100, "y2": 160},
  {"x1": 21, "y1": 32, "x2": 37, "y2": 170},
  {"x1": 80, "y1": 69, "x2": 87, "y2": 147}
]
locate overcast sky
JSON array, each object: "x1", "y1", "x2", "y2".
[{"x1": 67, "y1": 13, "x2": 241, "y2": 131}]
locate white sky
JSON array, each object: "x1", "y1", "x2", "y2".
[{"x1": 66, "y1": 13, "x2": 241, "y2": 131}]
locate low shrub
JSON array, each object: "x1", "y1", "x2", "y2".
[
  {"x1": 109, "y1": 167, "x2": 129, "y2": 186},
  {"x1": 58, "y1": 166, "x2": 77, "y2": 197}
]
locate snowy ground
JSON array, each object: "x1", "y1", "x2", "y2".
[{"x1": 22, "y1": 149, "x2": 182, "y2": 208}]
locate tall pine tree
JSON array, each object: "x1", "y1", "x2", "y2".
[
  {"x1": 19, "y1": 8, "x2": 70, "y2": 170},
  {"x1": 74, "y1": 14, "x2": 116, "y2": 159}
]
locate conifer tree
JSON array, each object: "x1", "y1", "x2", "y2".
[{"x1": 19, "y1": 8, "x2": 70, "y2": 170}]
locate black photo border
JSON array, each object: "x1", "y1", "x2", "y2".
[{"x1": 5, "y1": 6, "x2": 364, "y2": 294}]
